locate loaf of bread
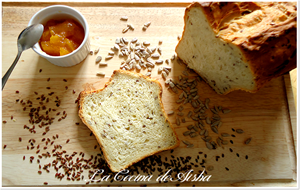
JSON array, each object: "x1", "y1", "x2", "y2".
[
  {"x1": 176, "y1": 2, "x2": 297, "y2": 94},
  {"x1": 78, "y1": 70, "x2": 180, "y2": 172}
]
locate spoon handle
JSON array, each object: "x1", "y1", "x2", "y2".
[{"x1": 2, "y1": 50, "x2": 22, "y2": 90}]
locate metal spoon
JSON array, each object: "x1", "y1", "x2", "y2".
[{"x1": 2, "y1": 24, "x2": 44, "y2": 90}]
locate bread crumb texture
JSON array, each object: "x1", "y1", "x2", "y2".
[
  {"x1": 79, "y1": 70, "x2": 178, "y2": 172},
  {"x1": 176, "y1": 2, "x2": 297, "y2": 94}
]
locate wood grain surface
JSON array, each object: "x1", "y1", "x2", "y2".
[{"x1": 2, "y1": 2, "x2": 297, "y2": 187}]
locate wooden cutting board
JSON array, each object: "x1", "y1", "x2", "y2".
[{"x1": 2, "y1": 2, "x2": 297, "y2": 187}]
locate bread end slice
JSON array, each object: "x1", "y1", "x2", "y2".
[{"x1": 78, "y1": 70, "x2": 180, "y2": 172}]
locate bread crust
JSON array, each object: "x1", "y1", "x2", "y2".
[
  {"x1": 78, "y1": 70, "x2": 180, "y2": 172},
  {"x1": 176, "y1": 2, "x2": 297, "y2": 94}
]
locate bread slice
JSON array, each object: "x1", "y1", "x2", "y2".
[
  {"x1": 176, "y1": 2, "x2": 297, "y2": 95},
  {"x1": 78, "y1": 70, "x2": 180, "y2": 172}
]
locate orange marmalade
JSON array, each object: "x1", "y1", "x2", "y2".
[{"x1": 39, "y1": 19, "x2": 85, "y2": 56}]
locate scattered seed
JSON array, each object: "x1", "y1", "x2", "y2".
[
  {"x1": 167, "y1": 111, "x2": 174, "y2": 115},
  {"x1": 122, "y1": 27, "x2": 129, "y2": 33},
  {"x1": 182, "y1": 140, "x2": 192, "y2": 145},
  {"x1": 95, "y1": 56, "x2": 102, "y2": 63},
  {"x1": 207, "y1": 165, "x2": 214, "y2": 171},
  {"x1": 222, "y1": 109, "x2": 231, "y2": 114},
  {"x1": 96, "y1": 72, "x2": 105, "y2": 76},
  {"x1": 120, "y1": 16, "x2": 128, "y2": 21},
  {"x1": 245, "y1": 137, "x2": 252, "y2": 145},
  {"x1": 206, "y1": 142, "x2": 213, "y2": 150},
  {"x1": 236, "y1": 129, "x2": 244, "y2": 134}
]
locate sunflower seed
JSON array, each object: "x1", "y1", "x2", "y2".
[
  {"x1": 217, "y1": 137, "x2": 222, "y2": 147},
  {"x1": 222, "y1": 140, "x2": 228, "y2": 145},
  {"x1": 94, "y1": 47, "x2": 100, "y2": 54},
  {"x1": 165, "y1": 59, "x2": 170, "y2": 64},
  {"x1": 187, "y1": 125, "x2": 194, "y2": 130},
  {"x1": 236, "y1": 129, "x2": 244, "y2": 134},
  {"x1": 171, "y1": 54, "x2": 176, "y2": 60},
  {"x1": 108, "y1": 51, "x2": 115, "y2": 55},
  {"x1": 177, "y1": 112, "x2": 184, "y2": 116},
  {"x1": 182, "y1": 140, "x2": 192, "y2": 145},
  {"x1": 217, "y1": 121, "x2": 223, "y2": 128},
  {"x1": 245, "y1": 137, "x2": 252, "y2": 145},
  {"x1": 176, "y1": 117, "x2": 180, "y2": 126},
  {"x1": 157, "y1": 47, "x2": 162, "y2": 54},
  {"x1": 120, "y1": 16, "x2": 128, "y2": 21},
  {"x1": 178, "y1": 106, "x2": 184, "y2": 112},
  {"x1": 211, "y1": 141, "x2": 217, "y2": 148},
  {"x1": 162, "y1": 71, "x2": 167, "y2": 79},
  {"x1": 207, "y1": 165, "x2": 214, "y2": 171},
  {"x1": 142, "y1": 26, "x2": 147, "y2": 31},
  {"x1": 200, "y1": 129, "x2": 205, "y2": 136},
  {"x1": 145, "y1": 72, "x2": 151, "y2": 76},
  {"x1": 206, "y1": 141, "x2": 213, "y2": 150},
  {"x1": 144, "y1": 22, "x2": 151, "y2": 27},
  {"x1": 151, "y1": 53, "x2": 160, "y2": 59},
  {"x1": 211, "y1": 120, "x2": 220, "y2": 127},
  {"x1": 204, "y1": 130, "x2": 209, "y2": 137},
  {"x1": 187, "y1": 111, "x2": 193, "y2": 118},
  {"x1": 99, "y1": 63, "x2": 108, "y2": 66},
  {"x1": 221, "y1": 133, "x2": 230, "y2": 137},
  {"x1": 95, "y1": 56, "x2": 102, "y2": 63},
  {"x1": 143, "y1": 41, "x2": 150, "y2": 46},
  {"x1": 211, "y1": 126, "x2": 219, "y2": 134},
  {"x1": 187, "y1": 144, "x2": 194, "y2": 148},
  {"x1": 127, "y1": 24, "x2": 134, "y2": 30},
  {"x1": 96, "y1": 72, "x2": 105, "y2": 76},
  {"x1": 183, "y1": 131, "x2": 191, "y2": 136},
  {"x1": 206, "y1": 117, "x2": 211, "y2": 124},
  {"x1": 131, "y1": 38, "x2": 138, "y2": 43},
  {"x1": 222, "y1": 109, "x2": 231, "y2": 114},
  {"x1": 122, "y1": 27, "x2": 130, "y2": 33},
  {"x1": 167, "y1": 111, "x2": 174, "y2": 115},
  {"x1": 190, "y1": 132, "x2": 198, "y2": 138},
  {"x1": 211, "y1": 108, "x2": 218, "y2": 114},
  {"x1": 205, "y1": 98, "x2": 210, "y2": 109},
  {"x1": 155, "y1": 60, "x2": 163, "y2": 65}
]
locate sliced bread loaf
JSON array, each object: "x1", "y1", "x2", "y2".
[
  {"x1": 176, "y1": 2, "x2": 297, "y2": 94},
  {"x1": 78, "y1": 70, "x2": 180, "y2": 172}
]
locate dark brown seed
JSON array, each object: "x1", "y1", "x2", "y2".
[
  {"x1": 229, "y1": 148, "x2": 233, "y2": 152},
  {"x1": 63, "y1": 79, "x2": 67, "y2": 82},
  {"x1": 16, "y1": 90, "x2": 19, "y2": 94},
  {"x1": 236, "y1": 153, "x2": 239, "y2": 157},
  {"x1": 44, "y1": 182, "x2": 48, "y2": 185},
  {"x1": 19, "y1": 137, "x2": 22, "y2": 142},
  {"x1": 46, "y1": 87, "x2": 50, "y2": 89},
  {"x1": 245, "y1": 137, "x2": 252, "y2": 145},
  {"x1": 3, "y1": 121, "x2": 7, "y2": 124},
  {"x1": 66, "y1": 139, "x2": 70, "y2": 143},
  {"x1": 225, "y1": 167, "x2": 229, "y2": 171},
  {"x1": 230, "y1": 140, "x2": 233, "y2": 144},
  {"x1": 245, "y1": 155, "x2": 248, "y2": 159},
  {"x1": 38, "y1": 171, "x2": 42, "y2": 174},
  {"x1": 65, "y1": 86, "x2": 68, "y2": 90},
  {"x1": 73, "y1": 90, "x2": 76, "y2": 94},
  {"x1": 3, "y1": 145, "x2": 7, "y2": 149},
  {"x1": 23, "y1": 156, "x2": 25, "y2": 160}
]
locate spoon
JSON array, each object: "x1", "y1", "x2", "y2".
[{"x1": 2, "y1": 24, "x2": 44, "y2": 90}]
